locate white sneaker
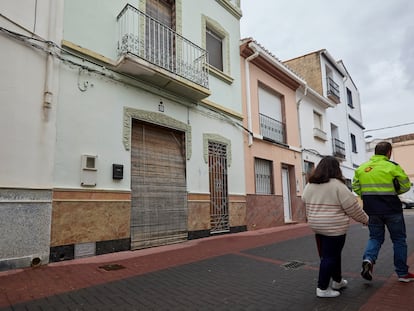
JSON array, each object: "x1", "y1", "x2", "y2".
[
  {"x1": 316, "y1": 287, "x2": 340, "y2": 298},
  {"x1": 332, "y1": 279, "x2": 348, "y2": 290}
]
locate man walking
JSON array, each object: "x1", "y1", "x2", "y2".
[{"x1": 353, "y1": 141, "x2": 414, "y2": 282}]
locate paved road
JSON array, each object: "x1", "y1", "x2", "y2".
[{"x1": 1, "y1": 211, "x2": 414, "y2": 310}]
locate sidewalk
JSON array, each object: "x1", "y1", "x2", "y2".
[{"x1": 1, "y1": 213, "x2": 414, "y2": 310}]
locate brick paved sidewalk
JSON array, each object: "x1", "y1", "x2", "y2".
[{"x1": 1, "y1": 214, "x2": 414, "y2": 310}]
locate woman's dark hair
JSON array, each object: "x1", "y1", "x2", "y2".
[{"x1": 308, "y1": 156, "x2": 345, "y2": 184}]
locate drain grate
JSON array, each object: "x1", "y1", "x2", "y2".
[
  {"x1": 281, "y1": 260, "x2": 305, "y2": 270},
  {"x1": 98, "y1": 264, "x2": 126, "y2": 271}
]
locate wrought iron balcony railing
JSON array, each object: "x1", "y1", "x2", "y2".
[
  {"x1": 327, "y1": 76, "x2": 340, "y2": 102},
  {"x1": 332, "y1": 138, "x2": 346, "y2": 158},
  {"x1": 259, "y1": 113, "x2": 286, "y2": 144},
  {"x1": 117, "y1": 4, "x2": 209, "y2": 89}
]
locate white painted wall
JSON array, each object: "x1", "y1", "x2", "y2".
[
  {"x1": 0, "y1": 0, "x2": 62, "y2": 188},
  {"x1": 57, "y1": 0, "x2": 245, "y2": 195},
  {"x1": 63, "y1": 0, "x2": 128, "y2": 60},
  {"x1": 188, "y1": 106, "x2": 246, "y2": 194},
  {"x1": 0, "y1": 0, "x2": 63, "y2": 270},
  {"x1": 55, "y1": 57, "x2": 246, "y2": 195},
  {"x1": 298, "y1": 90, "x2": 332, "y2": 158},
  {"x1": 320, "y1": 56, "x2": 355, "y2": 180},
  {"x1": 341, "y1": 63, "x2": 367, "y2": 168},
  {"x1": 182, "y1": 0, "x2": 243, "y2": 114}
]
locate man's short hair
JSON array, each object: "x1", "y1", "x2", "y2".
[{"x1": 375, "y1": 141, "x2": 392, "y2": 155}]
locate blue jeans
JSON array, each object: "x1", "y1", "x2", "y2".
[
  {"x1": 315, "y1": 234, "x2": 346, "y2": 290},
  {"x1": 363, "y1": 213, "x2": 409, "y2": 277}
]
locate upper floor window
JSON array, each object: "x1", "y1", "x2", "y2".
[
  {"x1": 331, "y1": 123, "x2": 346, "y2": 158},
  {"x1": 312, "y1": 111, "x2": 327, "y2": 141},
  {"x1": 202, "y1": 16, "x2": 230, "y2": 79},
  {"x1": 206, "y1": 27, "x2": 223, "y2": 71},
  {"x1": 325, "y1": 66, "x2": 340, "y2": 103},
  {"x1": 351, "y1": 133, "x2": 357, "y2": 153},
  {"x1": 347, "y1": 88, "x2": 354, "y2": 108},
  {"x1": 258, "y1": 84, "x2": 286, "y2": 144},
  {"x1": 313, "y1": 111, "x2": 323, "y2": 130}
]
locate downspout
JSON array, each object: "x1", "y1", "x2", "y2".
[
  {"x1": 43, "y1": 0, "x2": 57, "y2": 121},
  {"x1": 297, "y1": 83, "x2": 308, "y2": 150},
  {"x1": 244, "y1": 48, "x2": 259, "y2": 146},
  {"x1": 296, "y1": 83, "x2": 308, "y2": 192}
]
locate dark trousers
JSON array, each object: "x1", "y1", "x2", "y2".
[{"x1": 315, "y1": 234, "x2": 346, "y2": 289}]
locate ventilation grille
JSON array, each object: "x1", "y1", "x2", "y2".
[{"x1": 281, "y1": 260, "x2": 305, "y2": 270}]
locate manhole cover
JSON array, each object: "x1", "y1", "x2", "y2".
[
  {"x1": 98, "y1": 264, "x2": 126, "y2": 271},
  {"x1": 281, "y1": 260, "x2": 305, "y2": 270}
]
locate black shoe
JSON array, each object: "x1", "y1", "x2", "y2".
[{"x1": 361, "y1": 260, "x2": 373, "y2": 281}]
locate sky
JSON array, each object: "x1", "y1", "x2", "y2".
[{"x1": 240, "y1": 0, "x2": 414, "y2": 140}]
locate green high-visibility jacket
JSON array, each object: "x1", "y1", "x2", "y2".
[{"x1": 353, "y1": 154, "x2": 411, "y2": 214}]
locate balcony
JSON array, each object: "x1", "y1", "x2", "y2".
[
  {"x1": 327, "y1": 77, "x2": 340, "y2": 103},
  {"x1": 313, "y1": 127, "x2": 327, "y2": 141},
  {"x1": 332, "y1": 138, "x2": 346, "y2": 159},
  {"x1": 259, "y1": 113, "x2": 286, "y2": 144},
  {"x1": 115, "y1": 4, "x2": 210, "y2": 101}
]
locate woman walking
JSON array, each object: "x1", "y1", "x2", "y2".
[{"x1": 302, "y1": 156, "x2": 368, "y2": 298}]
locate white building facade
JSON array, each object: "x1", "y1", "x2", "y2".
[
  {"x1": 0, "y1": 0, "x2": 246, "y2": 270},
  {"x1": 296, "y1": 86, "x2": 335, "y2": 185},
  {"x1": 0, "y1": 0, "x2": 63, "y2": 270},
  {"x1": 284, "y1": 49, "x2": 366, "y2": 187}
]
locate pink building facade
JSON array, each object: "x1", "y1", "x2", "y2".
[{"x1": 240, "y1": 39, "x2": 307, "y2": 230}]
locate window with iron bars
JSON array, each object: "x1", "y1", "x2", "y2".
[{"x1": 254, "y1": 158, "x2": 274, "y2": 194}]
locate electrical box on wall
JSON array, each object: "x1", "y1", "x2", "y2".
[
  {"x1": 112, "y1": 164, "x2": 124, "y2": 180},
  {"x1": 81, "y1": 154, "x2": 97, "y2": 186}
]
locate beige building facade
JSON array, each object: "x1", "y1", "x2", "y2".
[{"x1": 366, "y1": 134, "x2": 414, "y2": 183}]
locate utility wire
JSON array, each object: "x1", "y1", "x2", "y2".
[
  {"x1": 364, "y1": 121, "x2": 414, "y2": 133},
  {"x1": 0, "y1": 25, "x2": 247, "y2": 133}
]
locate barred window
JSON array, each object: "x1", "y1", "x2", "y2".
[{"x1": 254, "y1": 158, "x2": 273, "y2": 194}]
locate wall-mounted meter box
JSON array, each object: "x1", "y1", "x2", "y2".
[
  {"x1": 112, "y1": 164, "x2": 124, "y2": 180},
  {"x1": 81, "y1": 154, "x2": 97, "y2": 186}
]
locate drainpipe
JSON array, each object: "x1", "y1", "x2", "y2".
[
  {"x1": 244, "y1": 49, "x2": 259, "y2": 146},
  {"x1": 43, "y1": 0, "x2": 57, "y2": 121},
  {"x1": 296, "y1": 83, "x2": 308, "y2": 150},
  {"x1": 296, "y1": 83, "x2": 308, "y2": 192}
]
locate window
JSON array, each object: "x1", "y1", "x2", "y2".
[
  {"x1": 258, "y1": 84, "x2": 285, "y2": 143},
  {"x1": 313, "y1": 111, "x2": 322, "y2": 130},
  {"x1": 331, "y1": 123, "x2": 346, "y2": 158},
  {"x1": 351, "y1": 133, "x2": 357, "y2": 153},
  {"x1": 325, "y1": 66, "x2": 340, "y2": 102},
  {"x1": 303, "y1": 161, "x2": 314, "y2": 184},
  {"x1": 347, "y1": 88, "x2": 354, "y2": 108},
  {"x1": 312, "y1": 111, "x2": 327, "y2": 140},
  {"x1": 202, "y1": 16, "x2": 229, "y2": 77},
  {"x1": 206, "y1": 27, "x2": 223, "y2": 71},
  {"x1": 255, "y1": 158, "x2": 273, "y2": 194}
]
